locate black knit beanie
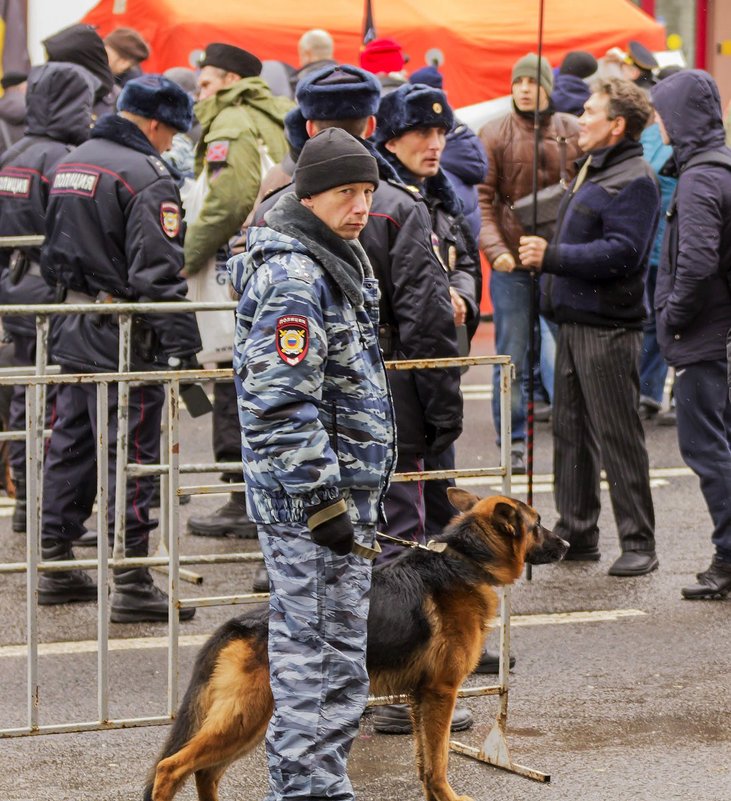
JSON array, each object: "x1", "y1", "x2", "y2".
[{"x1": 294, "y1": 128, "x2": 379, "y2": 199}]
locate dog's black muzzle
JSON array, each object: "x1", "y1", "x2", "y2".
[{"x1": 526, "y1": 525, "x2": 570, "y2": 565}]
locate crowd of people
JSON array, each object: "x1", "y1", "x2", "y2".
[{"x1": 0, "y1": 20, "x2": 730, "y2": 801}]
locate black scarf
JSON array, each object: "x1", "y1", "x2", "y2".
[{"x1": 264, "y1": 193, "x2": 372, "y2": 308}]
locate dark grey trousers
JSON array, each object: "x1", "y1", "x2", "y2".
[{"x1": 552, "y1": 323, "x2": 656, "y2": 553}]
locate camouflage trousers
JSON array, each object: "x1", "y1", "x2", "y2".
[{"x1": 259, "y1": 521, "x2": 375, "y2": 801}]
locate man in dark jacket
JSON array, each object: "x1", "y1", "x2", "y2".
[
  {"x1": 0, "y1": 62, "x2": 97, "y2": 534},
  {"x1": 519, "y1": 78, "x2": 660, "y2": 577},
  {"x1": 38, "y1": 75, "x2": 202, "y2": 622},
  {"x1": 42, "y1": 23, "x2": 120, "y2": 118},
  {"x1": 552, "y1": 51, "x2": 597, "y2": 117},
  {"x1": 407, "y1": 66, "x2": 488, "y2": 242},
  {"x1": 374, "y1": 82, "x2": 482, "y2": 539},
  {"x1": 652, "y1": 70, "x2": 731, "y2": 599}
]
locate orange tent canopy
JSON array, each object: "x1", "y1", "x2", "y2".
[{"x1": 85, "y1": 0, "x2": 665, "y2": 108}]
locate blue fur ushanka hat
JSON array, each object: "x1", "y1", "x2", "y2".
[
  {"x1": 118, "y1": 74, "x2": 194, "y2": 132},
  {"x1": 374, "y1": 82, "x2": 454, "y2": 144},
  {"x1": 296, "y1": 64, "x2": 381, "y2": 120}
]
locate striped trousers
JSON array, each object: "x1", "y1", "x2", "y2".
[{"x1": 552, "y1": 323, "x2": 656, "y2": 553}]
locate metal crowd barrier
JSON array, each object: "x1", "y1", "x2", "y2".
[{"x1": 0, "y1": 295, "x2": 547, "y2": 781}]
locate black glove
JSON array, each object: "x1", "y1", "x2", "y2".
[
  {"x1": 425, "y1": 423, "x2": 463, "y2": 456},
  {"x1": 305, "y1": 494, "x2": 354, "y2": 556}
]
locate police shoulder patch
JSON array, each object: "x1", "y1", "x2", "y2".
[
  {"x1": 276, "y1": 315, "x2": 309, "y2": 366},
  {"x1": 160, "y1": 201, "x2": 181, "y2": 238},
  {"x1": 206, "y1": 140, "x2": 230, "y2": 163}
]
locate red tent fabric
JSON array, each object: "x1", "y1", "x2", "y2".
[{"x1": 85, "y1": 0, "x2": 665, "y2": 108}]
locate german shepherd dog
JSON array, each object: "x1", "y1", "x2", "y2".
[{"x1": 144, "y1": 489, "x2": 568, "y2": 801}]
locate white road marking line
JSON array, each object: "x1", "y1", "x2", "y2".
[
  {"x1": 510, "y1": 609, "x2": 647, "y2": 627},
  {"x1": 0, "y1": 609, "x2": 647, "y2": 659},
  {"x1": 456, "y1": 478, "x2": 670, "y2": 492}
]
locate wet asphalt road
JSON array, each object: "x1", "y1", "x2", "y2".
[{"x1": 0, "y1": 324, "x2": 729, "y2": 801}]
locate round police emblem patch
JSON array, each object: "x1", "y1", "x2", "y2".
[
  {"x1": 160, "y1": 202, "x2": 181, "y2": 238},
  {"x1": 433, "y1": 102, "x2": 443, "y2": 113},
  {"x1": 276, "y1": 315, "x2": 309, "y2": 365}
]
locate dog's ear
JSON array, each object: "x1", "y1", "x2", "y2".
[
  {"x1": 448, "y1": 487, "x2": 480, "y2": 512},
  {"x1": 493, "y1": 501, "x2": 523, "y2": 537}
]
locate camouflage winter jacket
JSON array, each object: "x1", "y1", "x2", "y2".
[{"x1": 228, "y1": 193, "x2": 396, "y2": 526}]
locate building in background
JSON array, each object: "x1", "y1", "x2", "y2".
[{"x1": 634, "y1": 0, "x2": 730, "y2": 105}]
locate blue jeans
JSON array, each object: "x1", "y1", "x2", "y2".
[
  {"x1": 674, "y1": 361, "x2": 731, "y2": 562},
  {"x1": 490, "y1": 269, "x2": 536, "y2": 443},
  {"x1": 640, "y1": 262, "x2": 669, "y2": 405}
]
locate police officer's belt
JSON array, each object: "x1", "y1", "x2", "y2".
[{"x1": 63, "y1": 289, "x2": 120, "y2": 305}]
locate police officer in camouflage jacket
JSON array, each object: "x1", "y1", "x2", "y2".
[{"x1": 228, "y1": 128, "x2": 395, "y2": 801}]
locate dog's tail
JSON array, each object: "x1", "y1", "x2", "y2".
[
  {"x1": 141, "y1": 666, "x2": 206, "y2": 800},
  {"x1": 142, "y1": 608, "x2": 269, "y2": 800}
]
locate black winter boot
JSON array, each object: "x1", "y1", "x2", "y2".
[
  {"x1": 12, "y1": 472, "x2": 26, "y2": 533},
  {"x1": 110, "y1": 567, "x2": 196, "y2": 623},
  {"x1": 187, "y1": 492, "x2": 257, "y2": 538},
  {"x1": 37, "y1": 542, "x2": 97, "y2": 605},
  {"x1": 681, "y1": 557, "x2": 731, "y2": 600}
]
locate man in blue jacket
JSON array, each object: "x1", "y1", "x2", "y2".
[
  {"x1": 229, "y1": 128, "x2": 395, "y2": 801},
  {"x1": 652, "y1": 70, "x2": 731, "y2": 600},
  {"x1": 519, "y1": 78, "x2": 660, "y2": 576}
]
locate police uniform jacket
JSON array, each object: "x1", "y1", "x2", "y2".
[
  {"x1": 379, "y1": 150, "x2": 482, "y2": 337},
  {"x1": 0, "y1": 63, "x2": 96, "y2": 341},
  {"x1": 253, "y1": 147, "x2": 463, "y2": 457},
  {"x1": 41, "y1": 114, "x2": 201, "y2": 373},
  {"x1": 229, "y1": 193, "x2": 396, "y2": 526}
]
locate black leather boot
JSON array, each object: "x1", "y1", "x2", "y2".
[
  {"x1": 681, "y1": 557, "x2": 731, "y2": 600},
  {"x1": 187, "y1": 492, "x2": 257, "y2": 538},
  {"x1": 38, "y1": 542, "x2": 97, "y2": 605},
  {"x1": 372, "y1": 703, "x2": 474, "y2": 734},
  {"x1": 110, "y1": 567, "x2": 196, "y2": 623},
  {"x1": 12, "y1": 472, "x2": 26, "y2": 533}
]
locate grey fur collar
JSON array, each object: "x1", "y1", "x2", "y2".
[{"x1": 264, "y1": 193, "x2": 372, "y2": 307}]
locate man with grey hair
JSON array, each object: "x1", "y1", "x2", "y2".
[
  {"x1": 289, "y1": 29, "x2": 336, "y2": 93},
  {"x1": 519, "y1": 78, "x2": 660, "y2": 577}
]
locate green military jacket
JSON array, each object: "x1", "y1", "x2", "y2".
[{"x1": 185, "y1": 77, "x2": 293, "y2": 275}]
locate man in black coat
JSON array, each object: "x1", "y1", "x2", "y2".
[
  {"x1": 374, "y1": 82, "x2": 482, "y2": 540},
  {"x1": 38, "y1": 75, "x2": 202, "y2": 623},
  {"x1": 0, "y1": 61, "x2": 98, "y2": 534},
  {"x1": 652, "y1": 70, "x2": 731, "y2": 600},
  {"x1": 43, "y1": 23, "x2": 120, "y2": 118},
  {"x1": 519, "y1": 78, "x2": 660, "y2": 577},
  {"x1": 252, "y1": 65, "x2": 480, "y2": 732}
]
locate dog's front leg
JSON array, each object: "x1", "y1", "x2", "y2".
[{"x1": 419, "y1": 686, "x2": 474, "y2": 801}]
